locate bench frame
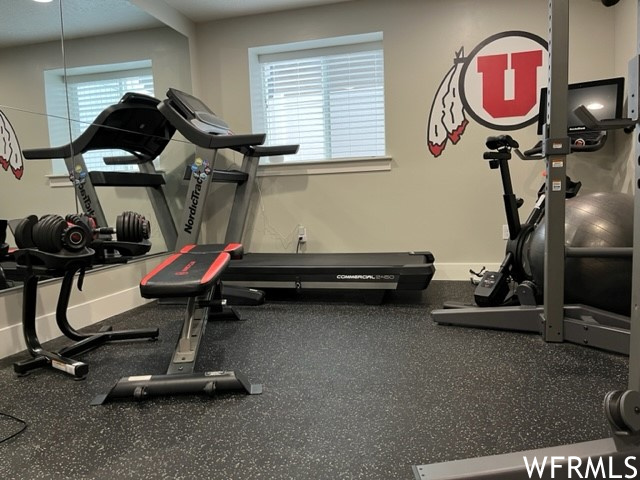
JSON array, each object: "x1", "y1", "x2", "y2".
[{"x1": 93, "y1": 244, "x2": 262, "y2": 404}]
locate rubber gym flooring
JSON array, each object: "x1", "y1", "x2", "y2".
[{"x1": 0, "y1": 281, "x2": 629, "y2": 479}]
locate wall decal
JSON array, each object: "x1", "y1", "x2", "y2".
[
  {"x1": 427, "y1": 31, "x2": 548, "y2": 157},
  {"x1": 0, "y1": 110, "x2": 24, "y2": 180}
]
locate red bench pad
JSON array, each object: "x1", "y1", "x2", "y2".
[{"x1": 140, "y1": 247, "x2": 232, "y2": 299}]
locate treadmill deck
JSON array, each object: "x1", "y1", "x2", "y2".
[{"x1": 222, "y1": 251, "x2": 436, "y2": 292}]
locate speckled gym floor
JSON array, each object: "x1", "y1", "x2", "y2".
[{"x1": 0, "y1": 281, "x2": 629, "y2": 479}]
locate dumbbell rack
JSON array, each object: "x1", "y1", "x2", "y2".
[
  {"x1": 12, "y1": 247, "x2": 159, "y2": 379},
  {"x1": 90, "y1": 238, "x2": 152, "y2": 264}
]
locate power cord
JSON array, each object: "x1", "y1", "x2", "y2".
[
  {"x1": 0, "y1": 412, "x2": 27, "y2": 444},
  {"x1": 255, "y1": 178, "x2": 299, "y2": 250},
  {"x1": 230, "y1": 151, "x2": 301, "y2": 252}
]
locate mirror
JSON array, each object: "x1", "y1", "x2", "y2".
[
  {"x1": 0, "y1": 0, "x2": 194, "y2": 293},
  {"x1": 0, "y1": 0, "x2": 69, "y2": 290},
  {"x1": 0, "y1": 0, "x2": 69, "y2": 216},
  {"x1": 60, "y1": 0, "x2": 194, "y2": 255}
]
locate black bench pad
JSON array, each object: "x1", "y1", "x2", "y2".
[{"x1": 140, "y1": 244, "x2": 240, "y2": 298}]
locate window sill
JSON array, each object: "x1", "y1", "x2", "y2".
[
  {"x1": 47, "y1": 174, "x2": 72, "y2": 188},
  {"x1": 257, "y1": 156, "x2": 392, "y2": 177}
]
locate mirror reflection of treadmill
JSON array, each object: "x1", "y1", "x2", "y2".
[{"x1": 161, "y1": 88, "x2": 436, "y2": 303}]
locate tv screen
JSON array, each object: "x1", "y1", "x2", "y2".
[{"x1": 537, "y1": 77, "x2": 624, "y2": 135}]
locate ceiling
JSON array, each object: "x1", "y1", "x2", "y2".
[
  {"x1": 0, "y1": 0, "x2": 353, "y2": 48},
  {"x1": 0, "y1": 0, "x2": 162, "y2": 47},
  {"x1": 165, "y1": 0, "x2": 353, "y2": 22}
]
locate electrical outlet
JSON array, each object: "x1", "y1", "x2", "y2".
[
  {"x1": 502, "y1": 224, "x2": 509, "y2": 240},
  {"x1": 298, "y1": 225, "x2": 307, "y2": 243}
]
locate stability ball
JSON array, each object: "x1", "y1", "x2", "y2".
[{"x1": 528, "y1": 192, "x2": 633, "y2": 315}]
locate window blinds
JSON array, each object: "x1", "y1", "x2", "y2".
[{"x1": 253, "y1": 42, "x2": 385, "y2": 162}]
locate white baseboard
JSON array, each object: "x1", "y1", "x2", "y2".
[{"x1": 433, "y1": 263, "x2": 500, "y2": 281}]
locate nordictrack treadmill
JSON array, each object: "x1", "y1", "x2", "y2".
[{"x1": 158, "y1": 88, "x2": 436, "y2": 303}]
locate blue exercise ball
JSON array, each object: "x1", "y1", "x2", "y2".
[{"x1": 528, "y1": 192, "x2": 633, "y2": 315}]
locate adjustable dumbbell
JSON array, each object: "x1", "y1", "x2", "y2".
[
  {"x1": 66, "y1": 211, "x2": 150, "y2": 243},
  {"x1": 29, "y1": 214, "x2": 90, "y2": 253},
  {"x1": 113, "y1": 211, "x2": 150, "y2": 242},
  {"x1": 13, "y1": 211, "x2": 151, "y2": 254}
]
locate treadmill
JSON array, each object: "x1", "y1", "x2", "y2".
[{"x1": 159, "y1": 88, "x2": 436, "y2": 303}]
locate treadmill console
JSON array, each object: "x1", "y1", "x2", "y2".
[
  {"x1": 159, "y1": 88, "x2": 265, "y2": 152},
  {"x1": 166, "y1": 88, "x2": 231, "y2": 135}
]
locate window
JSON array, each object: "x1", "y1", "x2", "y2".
[
  {"x1": 45, "y1": 61, "x2": 154, "y2": 174},
  {"x1": 249, "y1": 33, "x2": 385, "y2": 164}
]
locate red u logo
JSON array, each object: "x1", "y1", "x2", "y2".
[{"x1": 476, "y1": 50, "x2": 543, "y2": 119}]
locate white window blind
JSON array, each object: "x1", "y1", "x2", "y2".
[
  {"x1": 250, "y1": 36, "x2": 385, "y2": 163},
  {"x1": 66, "y1": 69, "x2": 154, "y2": 172}
]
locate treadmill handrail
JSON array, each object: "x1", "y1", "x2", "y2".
[
  {"x1": 23, "y1": 137, "x2": 157, "y2": 163},
  {"x1": 158, "y1": 100, "x2": 265, "y2": 152},
  {"x1": 251, "y1": 144, "x2": 300, "y2": 157},
  {"x1": 103, "y1": 155, "x2": 147, "y2": 165},
  {"x1": 23, "y1": 145, "x2": 74, "y2": 160}
]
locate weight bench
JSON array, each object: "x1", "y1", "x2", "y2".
[{"x1": 93, "y1": 243, "x2": 262, "y2": 404}]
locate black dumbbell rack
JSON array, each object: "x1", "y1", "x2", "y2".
[
  {"x1": 90, "y1": 238, "x2": 152, "y2": 264},
  {"x1": 12, "y1": 247, "x2": 159, "y2": 379}
]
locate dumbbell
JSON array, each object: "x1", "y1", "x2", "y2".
[
  {"x1": 29, "y1": 214, "x2": 90, "y2": 253},
  {"x1": 14, "y1": 211, "x2": 151, "y2": 254},
  {"x1": 66, "y1": 211, "x2": 150, "y2": 243}
]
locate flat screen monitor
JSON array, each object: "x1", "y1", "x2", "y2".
[{"x1": 536, "y1": 77, "x2": 624, "y2": 135}]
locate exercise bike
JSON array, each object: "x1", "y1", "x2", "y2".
[
  {"x1": 434, "y1": 134, "x2": 634, "y2": 356},
  {"x1": 459, "y1": 135, "x2": 581, "y2": 309}
]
